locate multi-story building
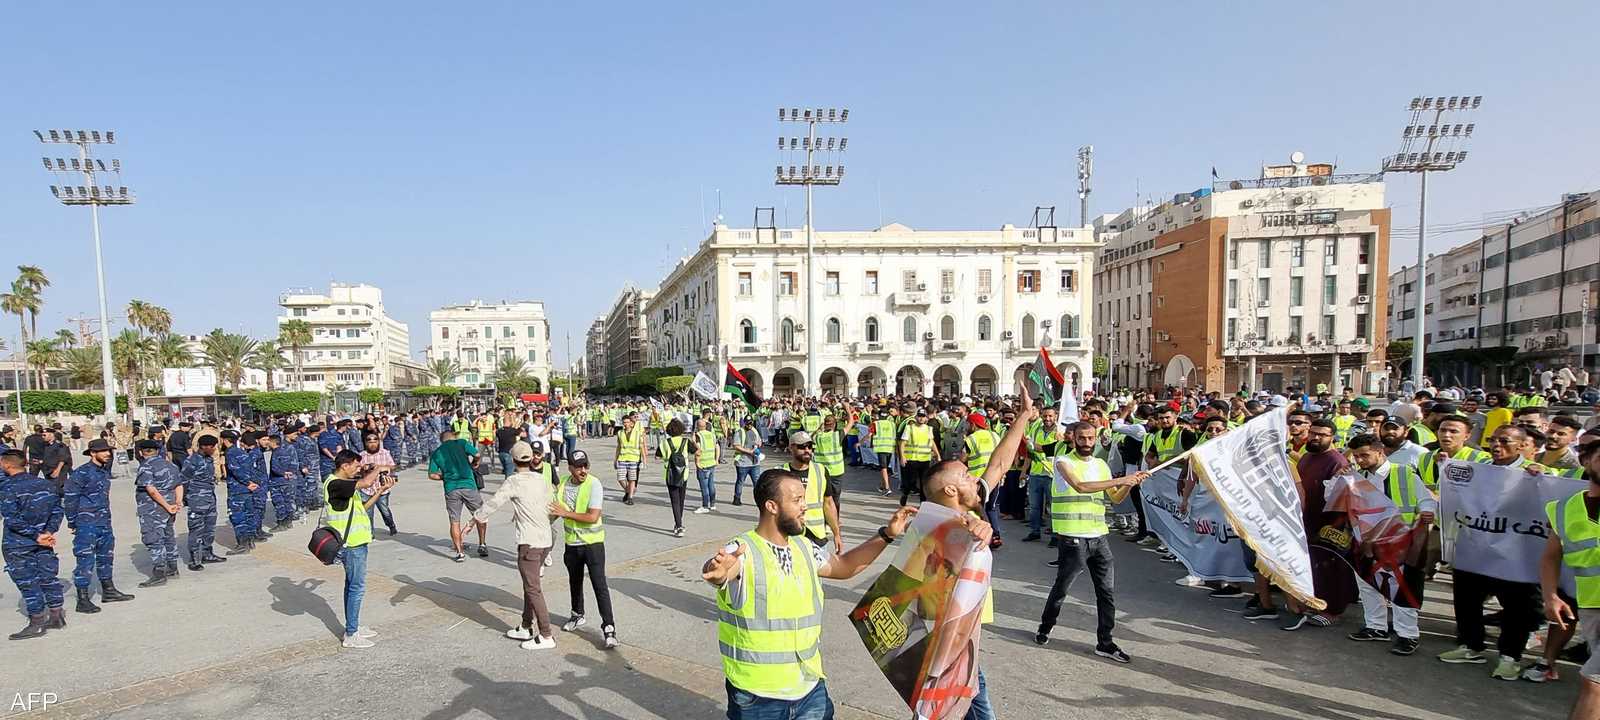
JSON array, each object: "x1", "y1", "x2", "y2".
[
  {"x1": 644, "y1": 220, "x2": 1098, "y2": 398},
  {"x1": 277, "y1": 283, "x2": 426, "y2": 392},
  {"x1": 1479, "y1": 192, "x2": 1598, "y2": 380},
  {"x1": 584, "y1": 319, "x2": 608, "y2": 388},
  {"x1": 1386, "y1": 239, "x2": 1484, "y2": 386},
  {"x1": 604, "y1": 287, "x2": 652, "y2": 385},
  {"x1": 426, "y1": 301, "x2": 551, "y2": 390},
  {"x1": 1093, "y1": 156, "x2": 1390, "y2": 394}
]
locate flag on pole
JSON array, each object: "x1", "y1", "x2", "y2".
[
  {"x1": 723, "y1": 362, "x2": 761, "y2": 411},
  {"x1": 689, "y1": 371, "x2": 720, "y2": 400},
  {"x1": 1026, "y1": 346, "x2": 1076, "y2": 423}
]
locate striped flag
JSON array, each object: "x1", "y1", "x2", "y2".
[
  {"x1": 723, "y1": 362, "x2": 761, "y2": 411},
  {"x1": 1026, "y1": 347, "x2": 1066, "y2": 408}
]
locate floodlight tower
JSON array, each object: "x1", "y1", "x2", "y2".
[
  {"x1": 1077, "y1": 145, "x2": 1093, "y2": 228},
  {"x1": 776, "y1": 107, "x2": 848, "y2": 396},
  {"x1": 35, "y1": 129, "x2": 134, "y2": 419},
  {"x1": 1382, "y1": 96, "x2": 1479, "y2": 390}
]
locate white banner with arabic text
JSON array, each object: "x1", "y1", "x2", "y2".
[{"x1": 1439, "y1": 459, "x2": 1584, "y2": 587}]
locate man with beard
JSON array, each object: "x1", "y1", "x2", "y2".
[
  {"x1": 1343, "y1": 434, "x2": 1434, "y2": 656},
  {"x1": 702, "y1": 469, "x2": 917, "y2": 719},
  {"x1": 1377, "y1": 416, "x2": 1428, "y2": 469},
  {"x1": 1283, "y1": 419, "x2": 1354, "y2": 631},
  {"x1": 1536, "y1": 438, "x2": 1600, "y2": 696}
]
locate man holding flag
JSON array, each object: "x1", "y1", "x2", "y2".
[
  {"x1": 1336, "y1": 433, "x2": 1434, "y2": 656},
  {"x1": 723, "y1": 363, "x2": 761, "y2": 415}
]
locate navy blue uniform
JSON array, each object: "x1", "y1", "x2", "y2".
[
  {"x1": 224, "y1": 446, "x2": 260, "y2": 543},
  {"x1": 2, "y1": 470, "x2": 65, "y2": 614},
  {"x1": 316, "y1": 430, "x2": 343, "y2": 482},
  {"x1": 267, "y1": 442, "x2": 300, "y2": 526},
  {"x1": 63, "y1": 460, "x2": 116, "y2": 589},
  {"x1": 248, "y1": 445, "x2": 269, "y2": 533},
  {"x1": 134, "y1": 455, "x2": 183, "y2": 569},
  {"x1": 294, "y1": 434, "x2": 321, "y2": 511},
  {"x1": 181, "y1": 452, "x2": 219, "y2": 560}
]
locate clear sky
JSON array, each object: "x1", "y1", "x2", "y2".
[{"x1": 4, "y1": 1, "x2": 1597, "y2": 367}]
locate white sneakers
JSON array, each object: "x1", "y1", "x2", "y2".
[
  {"x1": 342, "y1": 635, "x2": 375, "y2": 649},
  {"x1": 506, "y1": 626, "x2": 534, "y2": 641},
  {"x1": 562, "y1": 615, "x2": 587, "y2": 632},
  {"x1": 521, "y1": 635, "x2": 557, "y2": 651},
  {"x1": 694, "y1": 507, "x2": 712, "y2": 515},
  {"x1": 355, "y1": 626, "x2": 378, "y2": 639}
]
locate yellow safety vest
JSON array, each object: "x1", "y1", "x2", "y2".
[
  {"x1": 964, "y1": 430, "x2": 999, "y2": 476},
  {"x1": 1028, "y1": 423, "x2": 1058, "y2": 475},
  {"x1": 1332, "y1": 415, "x2": 1357, "y2": 447},
  {"x1": 1143, "y1": 428, "x2": 1185, "y2": 463},
  {"x1": 813, "y1": 430, "x2": 845, "y2": 476},
  {"x1": 558, "y1": 476, "x2": 605, "y2": 545},
  {"x1": 781, "y1": 462, "x2": 829, "y2": 539},
  {"x1": 871, "y1": 420, "x2": 897, "y2": 453},
  {"x1": 801, "y1": 414, "x2": 822, "y2": 434},
  {"x1": 901, "y1": 424, "x2": 933, "y2": 462},
  {"x1": 1409, "y1": 422, "x2": 1437, "y2": 446},
  {"x1": 716, "y1": 530, "x2": 825, "y2": 697},
  {"x1": 617, "y1": 427, "x2": 642, "y2": 463},
  {"x1": 1416, "y1": 446, "x2": 1491, "y2": 491},
  {"x1": 1051, "y1": 454, "x2": 1109, "y2": 537},
  {"x1": 1384, "y1": 464, "x2": 1422, "y2": 525},
  {"x1": 696, "y1": 430, "x2": 719, "y2": 469},
  {"x1": 1549, "y1": 492, "x2": 1600, "y2": 608},
  {"x1": 322, "y1": 475, "x2": 373, "y2": 548}
]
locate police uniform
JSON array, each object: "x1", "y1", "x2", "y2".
[
  {"x1": 294, "y1": 428, "x2": 320, "y2": 512},
  {"x1": 3, "y1": 466, "x2": 66, "y2": 637},
  {"x1": 134, "y1": 441, "x2": 183, "y2": 584},
  {"x1": 225, "y1": 439, "x2": 262, "y2": 548},
  {"x1": 248, "y1": 440, "x2": 271, "y2": 536},
  {"x1": 267, "y1": 437, "x2": 301, "y2": 529},
  {"x1": 63, "y1": 443, "x2": 134, "y2": 607},
  {"x1": 181, "y1": 445, "x2": 224, "y2": 567}
]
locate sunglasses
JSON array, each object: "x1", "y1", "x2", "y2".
[
  {"x1": 794, "y1": 443, "x2": 814, "y2": 450},
  {"x1": 1288, "y1": 420, "x2": 1309, "y2": 426}
]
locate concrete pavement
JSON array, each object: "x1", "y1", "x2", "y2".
[{"x1": 0, "y1": 434, "x2": 1578, "y2": 718}]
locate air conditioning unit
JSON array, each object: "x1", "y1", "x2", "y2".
[
  {"x1": 940, "y1": 294, "x2": 953, "y2": 303},
  {"x1": 1352, "y1": 337, "x2": 1367, "y2": 345},
  {"x1": 941, "y1": 341, "x2": 959, "y2": 350},
  {"x1": 866, "y1": 342, "x2": 883, "y2": 352},
  {"x1": 977, "y1": 294, "x2": 990, "y2": 303},
  {"x1": 1155, "y1": 331, "x2": 1171, "y2": 341},
  {"x1": 922, "y1": 331, "x2": 935, "y2": 341},
  {"x1": 1240, "y1": 199, "x2": 1255, "y2": 208},
  {"x1": 1000, "y1": 330, "x2": 1014, "y2": 340},
  {"x1": 1355, "y1": 294, "x2": 1370, "y2": 304},
  {"x1": 916, "y1": 282, "x2": 928, "y2": 291},
  {"x1": 1257, "y1": 300, "x2": 1271, "y2": 308}
]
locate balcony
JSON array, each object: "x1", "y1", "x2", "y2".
[
  {"x1": 851, "y1": 341, "x2": 890, "y2": 357},
  {"x1": 930, "y1": 340, "x2": 965, "y2": 356},
  {"x1": 730, "y1": 343, "x2": 770, "y2": 357},
  {"x1": 1056, "y1": 337, "x2": 1086, "y2": 350},
  {"x1": 891, "y1": 291, "x2": 930, "y2": 308}
]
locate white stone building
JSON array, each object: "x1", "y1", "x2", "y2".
[
  {"x1": 277, "y1": 283, "x2": 426, "y2": 392},
  {"x1": 426, "y1": 301, "x2": 552, "y2": 390},
  {"x1": 645, "y1": 221, "x2": 1098, "y2": 398}
]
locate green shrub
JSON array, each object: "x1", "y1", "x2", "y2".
[
  {"x1": 356, "y1": 388, "x2": 385, "y2": 405},
  {"x1": 19, "y1": 390, "x2": 127, "y2": 415},
  {"x1": 409, "y1": 385, "x2": 461, "y2": 398},
  {"x1": 654, "y1": 375, "x2": 694, "y2": 395},
  {"x1": 245, "y1": 391, "x2": 324, "y2": 414}
]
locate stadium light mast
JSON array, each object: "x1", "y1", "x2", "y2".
[
  {"x1": 1381, "y1": 96, "x2": 1480, "y2": 390},
  {"x1": 776, "y1": 107, "x2": 847, "y2": 396},
  {"x1": 1077, "y1": 145, "x2": 1093, "y2": 228},
  {"x1": 35, "y1": 129, "x2": 134, "y2": 419}
]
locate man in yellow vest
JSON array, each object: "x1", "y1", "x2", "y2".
[
  {"x1": 869, "y1": 408, "x2": 900, "y2": 497},
  {"x1": 811, "y1": 415, "x2": 846, "y2": 512},
  {"x1": 1344, "y1": 434, "x2": 1434, "y2": 656},
  {"x1": 1331, "y1": 399, "x2": 1359, "y2": 449},
  {"x1": 700, "y1": 468, "x2": 917, "y2": 719},
  {"x1": 1022, "y1": 406, "x2": 1063, "y2": 543},
  {"x1": 780, "y1": 432, "x2": 842, "y2": 553},
  {"x1": 898, "y1": 409, "x2": 940, "y2": 507},
  {"x1": 322, "y1": 448, "x2": 393, "y2": 649},
  {"x1": 960, "y1": 413, "x2": 1003, "y2": 548},
  {"x1": 1035, "y1": 421, "x2": 1149, "y2": 663},
  {"x1": 613, "y1": 414, "x2": 646, "y2": 506},
  {"x1": 549, "y1": 450, "x2": 618, "y2": 650},
  {"x1": 1537, "y1": 438, "x2": 1600, "y2": 695},
  {"x1": 693, "y1": 418, "x2": 723, "y2": 514}
]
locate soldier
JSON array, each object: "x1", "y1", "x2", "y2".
[
  {"x1": 264, "y1": 430, "x2": 300, "y2": 532},
  {"x1": 318, "y1": 422, "x2": 346, "y2": 485},
  {"x1": 247, "y1": 431, "x2": 272, "y2": 541},
  {"x1": 63, "y1": 438, "x2": 135, "y2": 613},
  {"x1": 133, "y1": 440, "x2": 184, "y2": 587},
  {"x1": 295, "y1": 422, "x2": 321, "y2": 514},
  {"x1": 182, "y1": 434, "x2": 226, "y2": 570},
  {"x1": 224, "y1": 430, "x2": 263, "y2": 553},
  {"x1": 383, "y1": 415, "x2": 405, "y2": 472},
  {"x1": 3, "y1": 449, "x2": 67, "y2": 639}
]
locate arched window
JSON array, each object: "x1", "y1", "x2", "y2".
[
  {"x1": 864, "y1": 317, "x2": 879, "y2": 343},
  {"x1": 903, "y1": 316, "x2": 918, "y2": 343},
  {"x1": 740, "y1": 319, "x2": 756, "y2": 345},
  {"x1": 940, "y1": 315, "x2": 955, "y2": 341},
  {"x1": 977, "y1": 315, "x2": 992, "y2": 341},
  {"x1": 1021, "y1": 314, "x2": 1036, "y2": 348},
  {"x1": 1060, "y1": 313, "x2": 1079, "y2": 339},
  {"x1": 826, "y1": 317, "x2": 841, "y2": 344},
  {"x1": 781, "y1": 318, "x2": 796, "y2": 349}
]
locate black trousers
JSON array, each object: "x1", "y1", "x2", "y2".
[
  {"x1": 1129, "y1": 485, "x2": 1151, "y2": 538},
  {"x1": 667, "y1": 484, "x2": 687, "y2": 529},
  {"x1": 1039, "y1": 535, "x2": 1117, "y2": 649},
  {"x1": 564, "y1": 542, "x2": 615, "y2": 628},
  {"x1": 1452, "y1": 569, "x2": 1539, "y2": 660},
  {"x1": 899, "y1": 461, "x2": 930, "y2": 505}
]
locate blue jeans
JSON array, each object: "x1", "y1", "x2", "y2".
[
  {"x1": 1027, "y1": 474, "x2": 1051, "y2": 535},
  {"x1": 565, "y1": 436, "x2": 577, "y2": 457},
  {"x1": 366, "y1": 492, "x2": 395, "y2": 532},
  {"x1": 734, "y1": 465, "x2": 759, "y2": 503},
  {"x1": 697, "y1": 467, "x2": 716, "y2": 508},
  {"x1": 499, "y1": 451, "x2": 515, "y2": 477},
  {"x1": 726, "y1": 679, "x2": 834, "y2": 720},
  {"x1": 965, "y1": 669, "x2": 993, "y2": 720},
  {"x1": 340, "y1": 544, "x2": 369, "y2": 637}
]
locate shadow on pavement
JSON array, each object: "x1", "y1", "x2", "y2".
[
  {"x1": 389, "y1": 573, "x2": 520, "y2": 632},
  {"x1": 609, "y1": 577, "x2": 716, "y2": 620},
  {"x1": 422, "y1": 654, "x2": 723, "y2": 720},
  {"x1": 390, "y1": 530, "x2": 518, "y2": 570},
  {"x1": 266, "y1": 576, "x2": 342, "y2": 637}
]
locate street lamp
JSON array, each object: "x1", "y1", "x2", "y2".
[
  {"x1": 35, "y1": 129, "x2": 133, "y2": 419},
  {"x1": 776, "y1": 106, "x2": 848, "y2": 396},
  {"x1": 1382, "y1": 95, "x2": 1480, "y2": 390}
]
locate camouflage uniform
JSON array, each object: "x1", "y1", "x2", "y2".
[
  {"x1": 181, "y1": 450, "x2": 220, "y2": 562},
  {"x1": 266, "y1": 441, "x2": 300, "y2": 528},
  {"x1": 294, "y1": 432, "x2": 321, "y2": 512},
  {"x1": 134, "y1": 453, "x2": 183, "y2": 573},
  {"x1": 2, "y1": 470, "x2": 65, "y2": 617},
  {"x1": 63, "y1": 460, "x2": 116, "y2": 589}
]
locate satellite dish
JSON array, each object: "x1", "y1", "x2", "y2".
[{"x1": 1290, "y1": 151, "x2": 1306, "y2": 164}]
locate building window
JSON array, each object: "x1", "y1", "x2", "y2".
[
  {"x1": 826, "y1": 317, "x2": 841, "y2": 344},
  {"x1": 502, "y1": 348, "x2": 514, "y2": 360},
  {"x1": 865, "y1": 317, "x2": 880, "y2": 343},
  {"x1": 781, "y1": 318, "x2": 796, "y2": 349},
  {"x1": 1257, "y1": 240, "x2": 1272, "y2": 268},
  {"x1": 1355, "y1": 313, "x2": 1369, "y2": 340},
  {"x1": 1291, "y1": 240, "x2": 1305, "y2": 267},
  {"x1": 977, "y1": 269, "x2": 992, "y2": 295},
  {"x1": 1255, "y1": 316, "x2": 1268, "y2": 340},
  {"x1": 1018, "y1": 270, "x2": 1040, "y2": 293},
  {"x1": 525, "y1": 349, "x2": 535, "y2": 362},
  {"x1": 940, "y1": 315, "x2": 955, "y2": 341},
  {"x1": 1059, "y1": 314, "x2": 1079, "y2": 339},
  {"x1": 329, "y1": 350, "x2": 341, "y2": 359},
  {"x1": 940, "y1": 270, "x2": 955, "y2": 295},
  {"x1": 902, "y1": 270, "x2": 919, "y2": 293},
  {"x1": 740, "y1": 320, "x2": 756, "y2": 345},
  {"x1": 465, "y1": 349, "x2": 479, "y2": 364},
  {"x1": 292, "y1": 307, "x2": 307, "y2": 317},
  {"x1": 484, "y1": 326, "x2": 492, "y2": 339},
  {"x1": 465, "y1": 373, "x2": 479, "y2": 384},
  {"x1": 1059, "y1": 269, "x2": 1076, "y2": 292},
  {"x1": 1021, "y1": 314, "x2": 1036, "y2": 348},
  {"x1": 738, "y1": 272, "x2": 753, "y2": 297},
  {"x1": 826, "y1": 271, "x2": 840, "y2": 295},
  {"x1": 1288, "y1": 316, "x2": 1302, "y2": 344},
  {"x1": 1290, "y1": 276, "x2": 1303, "y2": 306},
  {"x1": 1227, "y1": 318, "x2": 1237, "y2": 344},
  {"x1": 526, "y1": 325, "x2": 537, "y2": 339},
  {"x1": 1228, "y1": 242, "x2": 1239, "y2": 269},
  {"x1": 1357, "y1": 273, "x2": 1370, "y2": 295},
  {"x1": 1228, "y1": 279, "x2": 1238, "y2": 309},
  {"x1": 977, "y1": 315, "x2": 992, "y2": 341},
  {"x1": 337, "y1": 308, "x2": 346, "y2": 316},
  {"x1": 1325, "y1": 239, "x2": 1339, "y2": 266},
  {"x1": 1256, "y1": 277, "x2": 1271, "y2": 305},
  {"x1": 865, "y1": 271, "x2": 879, "y2": 295},
  {"x1": 328, "y1": 328, "x2": 342, "y2": 338},
  {"x1": 1323, "y1": 276, "x2": 1338, "y2": 305},
  {"x1": 902, "y1": 316, "x2": 917, "y2": 343},
  {"x1": 779, "y1": 272, "x2": 796, "y2": 296},
  {"x1": 1359, "y1": 235, "x2": 1372, "y2": 265},
  {"x1": 1322, "y1": 314, "x2": 1336, "y2": 341}
]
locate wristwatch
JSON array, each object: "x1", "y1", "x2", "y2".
[{"x1": 877, "y1": 525, "x2": 896, "y2": 544}]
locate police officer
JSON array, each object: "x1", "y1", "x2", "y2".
[
  {"x1": 296, "y1": 422, "x2": 322, "y2": 514},
  {"x1": 224, "y1": 430, "x2": 263, "y2": 552},
  {"x1": 318, "y1": 422, "x2": 345, "y2": 484},
  {"x1": 383, "y1": 415, "x2": 405, "y2": 471},
  {"x1": 182, "y1": 434, "x2": 227, "y2": 570},
  {"x1": 265, "y1": 430, "x2": 300, "y2": 532},
  {"x1": 63, "y1": 438, "x2": 135, "y2": 612},
  {"x1": 248, "y1": 431, "x2": 272, "y2": 539},
  {"x1": 134, "y1": 439, "x2": 184, "y2": 587},
  {"x1": 2, "y1": 449, "x2": 67, "y2": 639}
]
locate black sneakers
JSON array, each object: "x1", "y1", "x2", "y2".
[
  {"x1": 1095, "y1": 644, "x2": 1131, "y2": 664},
  {"x1": 1347, "y1": 628, "x2": 1391, "y2": 642}
]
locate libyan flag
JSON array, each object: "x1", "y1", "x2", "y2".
[
  {"x1": 724, "y1": 362, "x2": 762, "y2": 411},
  {"x1": 1027, "y1": 347, "x2": 1067, "y2": 407}
]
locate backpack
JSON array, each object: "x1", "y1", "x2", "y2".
[{"x1": 665, "y1": 437, "x2": 688, "y2": 488}]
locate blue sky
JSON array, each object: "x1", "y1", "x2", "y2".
[{"x1": 4, "y1": 2, "x2": 1597, "y2": 367}]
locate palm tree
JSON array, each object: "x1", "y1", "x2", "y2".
[
  {"x1": 490, "y1": 356, "x2": 536, "y2": 392},
  {"x1": 14, "y1": 266, "x2": 49, "y2": 340},
  {"x1": 200, "y1": 329, "x2": 257, "y2": 392},
  {"x1": 60, "y1": 346, "x2": 105, "y2": 388},
  {"x1": 126, "y1": 299, "x2": 173, "y2": 339},
  {"x1": 154, "y1": 333, "x2": 194, "y2": 369},
  {"x1": 277, "y1": 319, "x2": 313, "y2": 391},
  {"x1": 427, "y1": 357, "x2": 462, "y2": 386},
  {"x1": 248, "y1": 340, "x2": 288, "y2": 391},
  {"x1": 0, "y1": 281, "x2": 40, "y2": 389},
  {"x1": 55, "y1": 328, "x2": 76, "y2": 348},
  {"x1": 24, "y1": 339, "x2": 59, "y2": 388},
  {"x1": 110, "y1": 329, "x2": 155, "y2": 399}
]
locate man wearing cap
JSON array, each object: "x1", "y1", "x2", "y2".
[
  {"x1": 318, "y1": 422, "x2": 346, "y2": 485},
  {"x1": 167, "y1": 420, "x2": 193, "y2": 467},
  {"x1": 1378, "y1": 416, "x2": 1428, "y2": 469},
  {"x1": 898, "y1": 409, "x2": 940, "y2": 507},
  {"x1": 472, "y1": 440, "x2": 558, "y2": 650},
  {"x1": 780, "y1": 431, "x2": 843, "y2": 553},
  {"x1": 182, "y1": 434, "x2": 226, "y2": 570},
  {"x1": 64, "y1": 438, "x2": 135, "y2": 612},
  {"x1": 550, "y1": 449, "x2": 619, "y2": 650},
  {"x1": 134, "y1": 439, "x2": 184, "y2": 587},
  {"x1": 296, "y1": 423, "x2": 322, "y2": 515},
  {"x1": 265, "y1": 429, "x2": 301, "y2": 532},
  {"x1": 224, "y1": 431, "x2": 265, "y2": 552},
  {"x1": 37, "y1": 428, "x2": 72, "y2": 493}
]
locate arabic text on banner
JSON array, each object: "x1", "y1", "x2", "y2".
[
  {"x1": 849, "y1": 502, "x2": 984, "y2": 720},
  {"x1": 1439, "y1": 459, "x2": 1584, "y2": 588},
  {"x1": 690, "y1": 371, "x2": 720, "y2": 400},
  {"x1": 1140, "y1": 467, "x2": 1254, "y2": 583},
  {"x1": 1188, "y1": 408, "x2": 1322, "y2": 610}
]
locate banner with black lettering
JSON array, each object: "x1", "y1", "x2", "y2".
[
  {"x1": 1439, "y1": 459, "x2": 1585, "y2": 587},
  {"x1": 1140, "y1": 466, "x2": 1254, "y2": 583}
]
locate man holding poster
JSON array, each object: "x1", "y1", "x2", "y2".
[{"x1": 1539, "y1": 438, "x2": 1600, "y2": 715}]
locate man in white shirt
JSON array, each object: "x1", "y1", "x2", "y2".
[
  {"x1": 1378, "y1": 419, "x2": 1427, "y2": 469},
  {"x1": 1540, "y1": 368, "x2": 1555, "y2": 393},
  {"x1": 1344, "y1": 434, "x2": 1436, "y2": 656},
  {"x1": 471, "y1": 441, "x2": 557, "y2": 650}
]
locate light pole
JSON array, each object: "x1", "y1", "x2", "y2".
[
  {"x1": 776, "y1": 107, "x2": 848, "y2": 396},
  {"x1": 35, "y1": 130, "x2": 133, "y2": 420},
  {"x1": 1382, "y1": 95, "x2": 1480, "y2": 390},
  {"x1": 1106, "y1": 320, "x2": 1119, "y2": 390},
  {"x1": 1077, "y1": 145, "x2": 1093, "y2": 228}
]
